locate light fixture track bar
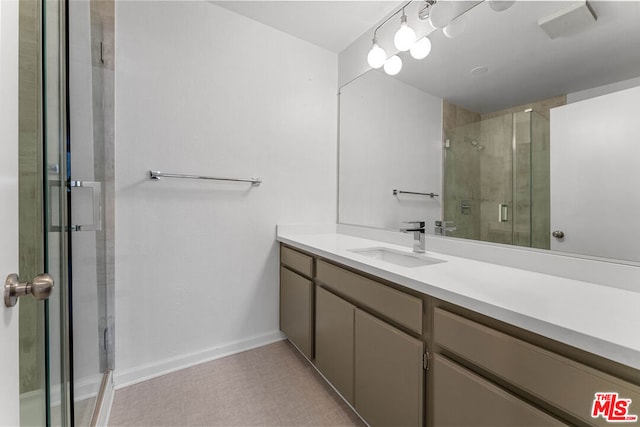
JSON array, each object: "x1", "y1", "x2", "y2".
[{"x1": 373, "y1": 0, "x2": 414, "y2": 37}]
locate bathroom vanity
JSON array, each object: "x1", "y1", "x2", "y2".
[{"x1": 278, "y1": 227, "x2": 640, "y2": 427}]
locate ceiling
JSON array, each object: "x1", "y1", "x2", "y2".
[
  {"x1": 212, "y1": 1, "x2": 640, "y2": 113},
  {"x1": 213, "y1": 1, "x2": 404, "y2": 53},
  {"x1": 393, "y1": 1, "x2": 640, "y2": 112}
]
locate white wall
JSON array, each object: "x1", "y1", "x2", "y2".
[
  {"x1": 0, "y1": 0, "x2": 21, "y2": 424},
  {"x1": 114, "y1": 1, "x2": 337, "y2": 386},
  {"x1": 567, "y1": 76, "x2": 640, "y2": 104},
  {"x1": 551, "y1": 84, "x2": 640, "y2": 263},
  {"x1": 339, "y1": 69, "x2": 442, "y2": 230}
]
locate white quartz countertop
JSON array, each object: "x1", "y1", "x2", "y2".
[{"x1": 277, "y1": 230, "x2": 640, "y2": 370}]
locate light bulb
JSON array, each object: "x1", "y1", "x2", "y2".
[
  {"x1": 383, "y1": 55, "x2": 402, "y2": 76},
  {"x1": 489, "y1": 0, "x2": 515, "y2": 12},
  {"x1": 394, "y1": 15, "x2": 416, "y2": 52},
  {"x1": 410, "y1": 36, "x2": 432, "y2": 60},
  {"x1": 429, "y1": 1, "x2": 455, "y2": 29},
  {"x1": 443, "y1": 15, "x2": 466, "y2": 38},
  {"x1": 367, "y1": 42, "x2": 386, "y2": 69}
]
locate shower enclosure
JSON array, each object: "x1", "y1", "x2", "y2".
[
  {"x1": 443, "y1": 110, "x2": 550, "y2": 249},
  {"x1": 18, "y1": 0, "x2": 115, "y2": 425}
]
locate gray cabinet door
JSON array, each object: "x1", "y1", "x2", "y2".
[
  {"x1": 280, "y1": 267, "x2": 313, "y2": 359},
  {"x1": 355, "y1": 309, "x2": 424, "y2": 427},
  {"x1": 433, "y1": 354, "x2": 567, "y2": 426},
  {"x1": 315, "y1": 286, "x2": 355, "y2": 404}
]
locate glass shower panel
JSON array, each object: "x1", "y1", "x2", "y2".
[
  {"x1": 530, "y1": 111, "x2": 551, "y2": 250},
  {"x1": 69, "y1": 3, "x2": 102, "y2": 421},
  {"x1": 69, "y1": 0, "x2": 115, "y2": 424},
  {"x1": 443, "y1": 121, "x2": 482, "y2": 240}
]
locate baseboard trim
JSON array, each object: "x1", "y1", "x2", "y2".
[{"x1": 113, "y1": 331, "x2": 286, "y2": 389}]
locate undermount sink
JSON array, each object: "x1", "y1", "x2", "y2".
[{"x1": 349, "y1": 247, "x2": 446, "y2": 268}]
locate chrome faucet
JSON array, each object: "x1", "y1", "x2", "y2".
[
  {"x1": 434, "y1": 220, "x2": 456, "y2": 236},
  {"x1": 400, "y1": 221, "x2": 426, "y2": 253}
]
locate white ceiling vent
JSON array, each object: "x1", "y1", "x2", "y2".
[{"x1": 538, "y1": 1, "x2": 597, "y2": 39}]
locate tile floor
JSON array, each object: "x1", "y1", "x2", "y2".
[{"x1": 108, "y1": 340, "x2": 364, "y2": 426}]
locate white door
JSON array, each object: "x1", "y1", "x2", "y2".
[
  {"x1": 0, "y1": 0, "x2": 21, "y2": 424},
  {"x1": 550, "y1": 85, "x2": 640, "y2": 263}
]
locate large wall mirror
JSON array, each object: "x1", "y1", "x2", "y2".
[{"x1": 338, "y1": 0, "x2": 640, "y2": 264}]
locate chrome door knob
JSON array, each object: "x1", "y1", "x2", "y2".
[
  {"x1": 4, "y1": 273, "x2": 54, "y2": 308},
  {"x1": 552, "y1": 230, "x2": 565, "y2": 239}
]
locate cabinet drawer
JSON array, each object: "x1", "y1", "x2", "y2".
[
  {"x1": 280, "y1": 267, "x2": 313, "y2": 359},
  {"x1": 434, "y1": 308, "x2": 640, "y2": 427},
  {"x1": 317, "y1": 260, "x2": 422, "y2": 334},
  {"x1": 433, "y1": 354, "x2": 566, "y2": 426},
  {"x1": 281, "y1": 245, "x2": 313, "y2": 277}
]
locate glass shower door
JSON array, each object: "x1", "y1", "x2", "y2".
[
  {"x1": 443, "y1": 110, "x2": 549, "y2": 249},
  {"x1": 18, "y1": 0, "x2": 116, "y2": 424},
  {"x1": 18, "y1": 0, "x2": 72, "y2": 425},
  {"x1": 478, "y1": 113, "x2": 515, "y2": 245},
  {"x1": 443, "y1": 114, "x2": 515, "y2": 245}
]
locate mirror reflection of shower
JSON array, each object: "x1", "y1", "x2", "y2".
[{"x1": 443, "y1": 101, "x2": 552, "y2": 250}]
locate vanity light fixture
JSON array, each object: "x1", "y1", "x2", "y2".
[
  {"x1": 428, "y1": 0, "x2": 456, "y2": 29},
  {"x1": 367, "y1": 37, "x2": 387, "y2": 69},
  {"x1": 366, "y1": 0, "x2": 430, "y2": 75},
  {"x1": 394, "y1": 9, "x2": 417, "y2": 51},
  {"x1": 410, "y1": 36, "x2": 432, "y2": 59},
  {"x1": 418, "y1": 0, "x2": 436, "y2": 20},
  {"x1": 384, "y1": 55, "x2": 403, "y2": 75},
  {"x1": 367, "y1": 0, "x2": 514, "y2": 76},
  {"x1": 488, "y1": 0, "x2": 516, "y2": 12}
]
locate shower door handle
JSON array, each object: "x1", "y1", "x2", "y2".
[
  {"x1": 46, "y1": 180, "x2": 103, "y2": 232},
  {"x1": 70, "y1": 180, "x2": 103, "y2": 232},
  {"x1": 498, "y1": 203, "x2": 509, "y2": 222}
]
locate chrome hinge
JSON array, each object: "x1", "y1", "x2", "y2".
[{"x1": 423, "y1": 350, "x2": 430, "y2": 371}]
